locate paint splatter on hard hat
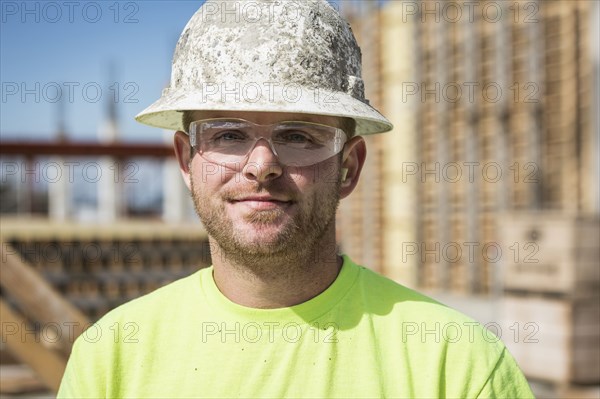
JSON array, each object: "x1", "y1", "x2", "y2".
[{"x1": 136, "y1": 0, "x2": 393, "y2": 135}]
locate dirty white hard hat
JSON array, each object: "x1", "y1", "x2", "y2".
[{"x1": 135, "y1": 0, "x2": 393, "y2": 135}]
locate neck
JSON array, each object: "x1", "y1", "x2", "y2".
[{"x1": 210, "y1": 226, "x2": 342, "y2": 309}]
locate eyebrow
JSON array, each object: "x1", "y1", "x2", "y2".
[{"x1": 204, "y1": 115, "x2": 326, "y2": 123}]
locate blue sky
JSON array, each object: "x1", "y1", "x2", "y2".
[
  {"x1": 1, "y1": 1, "x2": 205, "y2": 142},
  {"x1": 1, "y1": 0, "x2": 369, "y2": 143}
]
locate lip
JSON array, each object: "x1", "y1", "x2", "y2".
[
  {"x1": 229, "y1": 196, "x2": 293, "y2": 211},
  {"x1": 234, "y1": 195, "x2": 290, "y2": 202}
]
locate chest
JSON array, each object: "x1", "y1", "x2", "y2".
[{"x1": 115, "y1": 322, "x2": 417, "y2": 398}]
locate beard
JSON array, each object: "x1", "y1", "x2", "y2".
[{"x1": 189, "y1": 167, "x2": 342, "y2": 275}]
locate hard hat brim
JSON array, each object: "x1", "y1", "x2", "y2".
[{"x1": 135, "y1": 86, "x2": 393, "y2": 136}]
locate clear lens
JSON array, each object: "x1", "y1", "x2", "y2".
[{"x1": 190, "y1": 118, "x2": 347, "y2": 167}]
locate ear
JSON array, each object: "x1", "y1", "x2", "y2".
[
  {"x1": 339, "y1": 136, "x2": 366, "y2": 199},
  {"x1": 173, "y1": 131, "x2": 192, "y2": 190}
]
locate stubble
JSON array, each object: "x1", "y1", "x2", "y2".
[{"x1": 189, "y1": 167, "x2": 342, "y2": 277}]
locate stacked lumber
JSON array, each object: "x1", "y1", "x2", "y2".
[{"x1": 500, "y1": 212, "x2": 600, "y2": 384}]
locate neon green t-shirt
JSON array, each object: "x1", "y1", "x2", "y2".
[{"x1": 58, "y1": 256, "x2": 534, "y2": 398}]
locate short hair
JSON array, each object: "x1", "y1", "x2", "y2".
[
  {"x1": 181, "y1": 111, "x2": 194, "y2": 134},
  {"x1": 181, "y1": 111, "x2": 356, "y2": 138}
]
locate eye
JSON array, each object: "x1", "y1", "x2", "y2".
[
  {"x1": 275, "y1": 130, "x2": 314, "y2": 145},
  {"x1": 213, "y1": 130, "x2": 247, "y2": 142}
]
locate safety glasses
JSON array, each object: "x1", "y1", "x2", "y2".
[{"x1": 189, "y1": 118, "x2": 347, "y2": 167}]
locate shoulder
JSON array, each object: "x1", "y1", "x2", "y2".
[
  {"x1": 100, "y1": 268, "x2": 206, "y2": 324},
  {"x1": 344, "y1": 259, "x2": 505, "y2": 358},
  {"x1": 71, "y1": 268, "x2": 208, "y2": 351},
  {"x1": 346, "y1": 259, "x2": 533, "y2": 397},
  {"x1": 59, "y1": 269, "x2": 210, "y2": 397},
  {"x1": 115, "y1": 268, "x2": 205, "y2": 312},
  {"x1": 351, "y1": 261, "x2": 470, "y2": 324}
]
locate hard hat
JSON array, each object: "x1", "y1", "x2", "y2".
[{"x1": 135, "y1": 0, "x2": 393, "y2": 135}]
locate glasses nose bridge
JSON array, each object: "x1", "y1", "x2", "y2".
[{"x1": 247, "y1": 135, "x2": 280, "y2": 159}]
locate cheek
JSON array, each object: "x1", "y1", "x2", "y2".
[
  {"x1": 286, "y1": 159, "x2": 340, "y2": 185},
  {"x1": 190, "y1": 159, "x2": 238, "y2": 187},
  {"x1": 316, "y1": 159, "x2": 341, "y2": 185}
]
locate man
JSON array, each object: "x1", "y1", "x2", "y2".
[{"x1": 59, "y1": 1, "x2": 534, "y2": 397}]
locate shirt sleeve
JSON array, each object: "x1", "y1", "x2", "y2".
[
  {"x1": 57, "y1": 340, "x2": 83, "y2": 398},
  {"x1": 477, "y1": 346, "x2": 535, "y2": 399},
  {"x1": 57, "y1": 335, "x2": 108, "y2": 399}
]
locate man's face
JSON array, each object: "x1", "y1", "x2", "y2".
[{"x1": 184, "y1": 111, "x2": 349, "y2": 264}]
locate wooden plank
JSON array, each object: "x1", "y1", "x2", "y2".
[
  {"x1": 0, "y1": 365, "x2": 47, "y2": 394},
  {"x1": 558, "y1": 384, "x2": 600, "y2": 399},
  {"x1": 502, "y1": 295, "x2": 600, "y2": 384},
  {"x1": 0, "y1": 239, "x2": 90, "y2": 355},
  {"x1": 0, "y1": 300, "x2": 66, "y2": 392}
]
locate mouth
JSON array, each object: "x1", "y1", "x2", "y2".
[{"x1": 228, "y1": 196, "x2": 294, "y2": 211}]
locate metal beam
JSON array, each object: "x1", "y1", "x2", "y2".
[{"x1": 0, "y1": 141, "x2": 174, "y2": 158}]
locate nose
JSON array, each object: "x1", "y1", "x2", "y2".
[{"x1": 242, "y1": 138, "x2": 283, "y2": 183}]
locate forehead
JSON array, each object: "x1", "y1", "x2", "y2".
[{"x1": 187, "y1": 110, "x2": 344, "y2": 129}]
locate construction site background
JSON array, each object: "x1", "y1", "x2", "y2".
[{"x1": 1, "y1": 1, "x2": 599, "y2": 397}]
